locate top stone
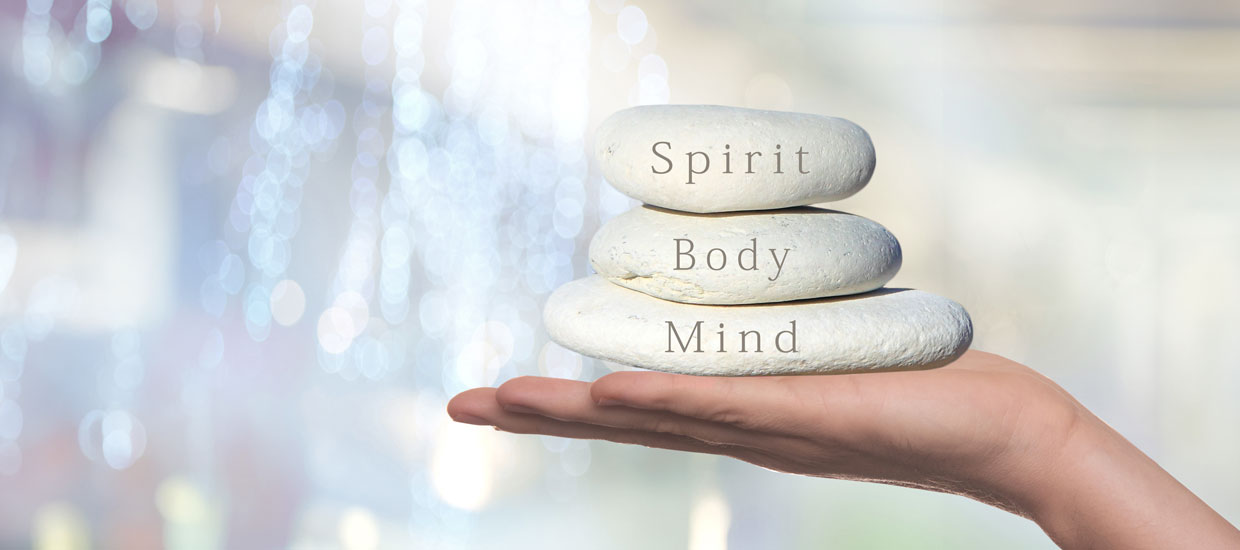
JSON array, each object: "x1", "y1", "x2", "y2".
[{"x1": 595, "y1": 105, "x2": 876, "y2": 213}]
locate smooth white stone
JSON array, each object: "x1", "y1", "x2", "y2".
[
  {"x1": 544, "y1": 276, "x2": 972, "y2": 376},
  {"x1": 594, "y1": 105, "x2": 876, "y2": 213},
  {"x1": 590, "y1": 205, "x2": 901, "y2": 304}
]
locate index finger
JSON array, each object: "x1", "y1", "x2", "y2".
[{"x1": 588, "y1": 371, "x2": 841, "y2": 433}]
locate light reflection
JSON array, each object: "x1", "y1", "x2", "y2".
[
  {"x1": 338, "y1": 507, "x2": 381, "y2": 550},
  {"x1": 453, "y1": 321, "x2": 514, "y2": 388},
  {"x1": 32, "y1": 502, "x2": 89, "y2": 550},
  {"x1": 270, "y1": 279, "x2": 308, "y2": 326},
  {"x1": 317, "y1": 306, "x2": 356, "y2": 355},
  {"x1": 688, "y1": 491, "x2": 732, "y2": 550},
  {"x1": 559, "y1": 439, "x2": 592, "y2": 476},
  {"x1": 430, "y1": 419, "x2": 495, "y2": 511},
  {"x1": 84, "y1": 3, "x2": 112, "y2": 44},
  {"x1": 156, "y1": 476, "x2": 208, "y2": 523},
  {"x1": 616, "y1": 5, "x2": 647, "y2": 45},
  {"x1": 0, "y1": 234, "x2": 16, "y2": 295},
  {"x1": 1, "y1": 0, "x2": 672, "y2": 545},
  {"x1": 125, "y1": 0, "x2": 158, "y2": 30},
  {"x1": 2, "y1": 0, "x2": 1239, "y2": 547},
  {"x1": 286, "y1": 5, "x2": 314, "y2": 43},
  {"x1": 539, "y1": 341, "x2": 583, "y2": 379},
  {"x1": 74, "y1": 409, "x2": 149, "y2": 471},
  {"x1": 198, "y1": 328, "x2": 225, "y2": 369}
]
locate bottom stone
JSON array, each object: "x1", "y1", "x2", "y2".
[{"x1": 543, "y1": 276, "x2": 973, "y2": 376}]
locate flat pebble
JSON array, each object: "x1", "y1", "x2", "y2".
[
  {"x1": 590, "y1": 205, "x2": 901, "y2": 304},
  {"x1": 595, "y1": 105, "x2": 876, "y2": 213},
  {"x1": 544, "y1": 276, "x2": 972, "y2": 376}
]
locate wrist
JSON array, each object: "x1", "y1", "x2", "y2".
[
  {"x1": 1012, "y1": 410, "x2": 1110, "y2": 547},
  {"x1": 1009, "y1": 410, "x2": 1240, "y2": 549}
]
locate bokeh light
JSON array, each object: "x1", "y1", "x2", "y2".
[{"x1": 2, "y1": 1, "x2": 1238, "y2": 548}]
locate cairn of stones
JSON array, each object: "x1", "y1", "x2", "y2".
[{"x1": 544, "y1": 105, "x2": 972, "y2": 376}]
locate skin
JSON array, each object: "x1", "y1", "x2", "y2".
[{"x1": 447, "y1": 350, "x2": 1240, "y2": 548}]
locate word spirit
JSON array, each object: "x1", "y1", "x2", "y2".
[
  {"x1": 674, "y1": 238, "x2": 791, "y2": 282},
  {"x1": 666, "y1": 321, "x2": 799, "y2": 353},
  {"x1": 650, "y1": 142, "x2": 811, "y2": 185}
]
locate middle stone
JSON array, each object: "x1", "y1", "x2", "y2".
[{"x1": 589, "y1": 205, "x2": 902, "y2": 305}]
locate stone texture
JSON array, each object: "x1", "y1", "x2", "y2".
[
  {"x1": 544, "y1": 276, "x2": 972, "y2": 376},
  {"x1": 590, "y1": 205, "x2": 901, "y2": 304},
  {"x1": 595, "y1": 105, "x2": 876, "y2": 213}
]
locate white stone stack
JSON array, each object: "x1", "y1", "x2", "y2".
[{"x1": 544, "y1": 105, "x2": 972, "y2": 376}]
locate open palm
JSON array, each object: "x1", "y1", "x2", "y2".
[
  {"x1": 449, "y1": 350, "x2": 1240, "y2": 548},
  {"x1": 447, "y1": 350, "x2": 1082, "y2": 514}
]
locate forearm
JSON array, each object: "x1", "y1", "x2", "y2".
[{"x1": 1017, "y1": 415, "x2": 1240, "y2": 549}]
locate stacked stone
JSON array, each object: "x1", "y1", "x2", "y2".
[{"x1": 544, "y1": 105, "x2": 972, "y2": 376}]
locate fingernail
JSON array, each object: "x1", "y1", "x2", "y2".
[{"x1": 452, "y1": 414, "x2": 490, "y2": 425}]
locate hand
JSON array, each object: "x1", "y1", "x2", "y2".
[{"x1": 447, "y1": 350, "x2": 1240, "y2": 549}]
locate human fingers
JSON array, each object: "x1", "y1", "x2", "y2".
[
  {"x1": 587, "y1": 370, "x2": 850, "y2": 434},
  {"x1": 446, "y1": 387, "x2": 502, "y2": 425},
  {"x1": 447, "y1": 387, "x2": 769, "y2": 460},
  {"x1": 494, "y1": 376, "x2": 774, "y2": 448}
]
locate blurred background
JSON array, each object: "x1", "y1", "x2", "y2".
[{"x1": 1, "y1": 0, "x2": 1238, "y2": 548}]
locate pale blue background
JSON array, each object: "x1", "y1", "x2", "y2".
[{"x1": 0, "y1": 0, "x2": 1236, "y2": 548}]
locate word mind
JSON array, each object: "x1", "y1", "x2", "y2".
[{"x1": 666, "y1": 320, "x2": 799, "y2": 353}]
